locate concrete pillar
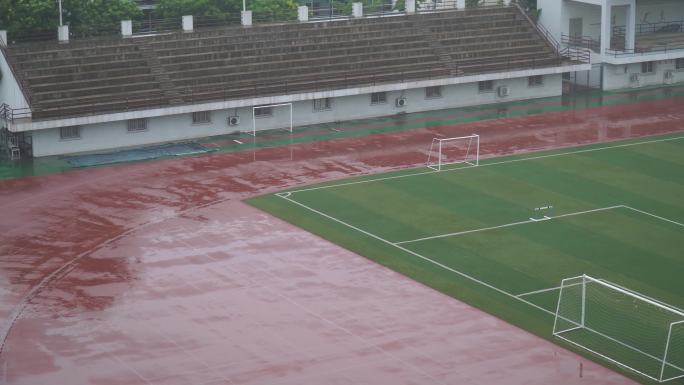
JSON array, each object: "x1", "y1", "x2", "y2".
[
  {"x1": 600, "y1": 3, "x2": 611, "y2": 54},
  {"x1": 241, "y1": 10, "x2": 252, "y2": 27},
  {"x1": 182, "y1": 15, "x2": 193, "y2": 32},
  {"x1": 406, "y1": 0, "x2": 416, "y2": 13},
  {"x1": 457, "y1": 0, "x2": 466, "y2": 9},
  {"x1": 0, "y1": 30, "x2": 7, "y2": 46},
  {"x1": 121, "y1": 20, "x2": 133, "y2": 37},
  {"x1": 298, "y1": 6, "x2": 309, "y2": 22},
  {"x1": 625, "y1": 1, "x2": 636, "y2": 51},
  {"x1": 58, "y1": 25, "x2": 69, "y2": 43},
  {"x1": 352, "y1": 2, "x2": 363, "y2": 18}
]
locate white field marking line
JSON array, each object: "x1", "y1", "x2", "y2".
[
  {"x1": 622, "y1": 205, "x2": 684, "y2": 228},
  {"x1": 394, "y1": 205, "x2": 624, "y2": 245},
  {"x1": 529, "y1": 216, "x2": 551, "y2": 222},
  {"x1": 515, "y1": 283, "x2": 573, "y2": 298},
  {"x1": 282, "y1": 135, "x2": 684, "y2": 195},
  {"x1": 277, "y1": 194, "x2": 555, "y2": 317},
  {"x1": 554, "y1": 334, "x2": 661, "y2": 382},
  {"x1": 516, "y1": 206, "x2": 684, "y2": 299},
  {"x1": 233, "y1": 139, "x2": 243, "y2": 144},
  {"x1": 560, "y1": 324, "x2": 684, "y2": 377}
]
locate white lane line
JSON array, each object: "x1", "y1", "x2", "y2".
[
  {"x1": 233, "y1": 139, "x2": 243, "y2": 144},
  {"x1": 281, "y1": 135, "x2": 684, "y2": 195},
  {"x1": 394, "y1": 205, "x2": 624, "y2": 245}
]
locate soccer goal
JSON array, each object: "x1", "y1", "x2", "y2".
[
  {"x1": 427, "y1": 134, "x2": 479, "y2": 171},
  {"x1": 553, "y1": 275, "x2": 684, "y2": 382},
  {"x1": 251, "y1": 103, "x2": 293, "y2": 136}
]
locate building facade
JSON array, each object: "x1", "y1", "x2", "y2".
[
  {"x1": 538, "y1": 0, "x2": 684, "y2": 90},
  {"x1": 1, "y1": 3, "x2": 589, "y2": 158}
]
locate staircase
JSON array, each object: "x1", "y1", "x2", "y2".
[
  {"x1": 413, "y1": 17, "x2": 461, "y2": 77},
  {"x1": 139, "y1": 41, "x2": 183, "y2": 104}
]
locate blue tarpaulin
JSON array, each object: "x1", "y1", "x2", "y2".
[{"x1": 66, "y1": 142, "x2": 211, "y2": 168}]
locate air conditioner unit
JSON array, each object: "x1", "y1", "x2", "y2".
[
  {"x1": 629, "y1": 73, "x2": 641, "y2": 88},
  {"x1": 395, "y1": 97, "x2": 407, "y2": 108},
  {"x1": 497, "y1": 86, "x2": 510, "y2": 98},
  {"x1": 664, "y1": 70, "x2": 675, "y2": 84},
  {"x1": 227, "y1": 116, "x2": 240, "y2": 126}
]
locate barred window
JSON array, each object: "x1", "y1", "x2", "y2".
[
  {"x1": 127, "y1": 118, "x2": 148, "y2": 132},
  {"x1": 675, "y1": 58, "x2": 684, "y2": 70},
  {"x1": 59, "y1": 126, "x2": 80, "y2": 140},
  {"x1": 254, "y1": 106, "x2": 273, "y2": 118},
  {"x1": 641, "y1": 62, "x2": 655, "y2": 74},
  {"x1": 313, "y1": 98, "x2": 332, "y2": 111},
  {"x1": 425, "y1": 86, "x2": 442, "y2": 99},
  {"x1": 192, "y1": 111, "x2": 211, "y2": 124},
  {"x1": 478, "y1": 81, "x2": 494, "y2": 93},
  {"x1": 370, "y1": 92, "x2": 387, "y2": 105},
  {"x1": 528, "y1": 75, "x2": 544, "y2": 87}
]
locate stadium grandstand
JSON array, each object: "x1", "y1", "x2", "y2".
[{"x1": 0, "y1": 0, "x2": 602, "y2": 158}]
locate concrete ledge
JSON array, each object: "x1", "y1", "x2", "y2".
[
  {"x1": 600, "y1": 49, "x2": 684, "y2": 65},
  {"x1": 11, "y1": 63, "x2": 591, "y2": 133}
]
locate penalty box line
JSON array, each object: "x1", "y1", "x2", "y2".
[
  {"x1": 276, "y1": 193, "x2": 557, "y2": 317},
  {"x1": 394, "y1": 205, "x2": 624, "y2": 246}
]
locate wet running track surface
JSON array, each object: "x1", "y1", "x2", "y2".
[{"x1": 1, "y1": 97, "x2": 683, "y2": 384}]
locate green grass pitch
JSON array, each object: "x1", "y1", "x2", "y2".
[{"x1": 248, "y1": 133, "x2": 684, "y2": 384}]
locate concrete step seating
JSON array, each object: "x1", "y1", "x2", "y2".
[
  {"x1": 165, "y1": 48, "x2": 437, "y2": 78},
  {"x1": 10, "y1": 5, "x2": 564, "y2": 120},
  {"x1": 160, "y1": 40, "x2": 430, "y2": 68}
]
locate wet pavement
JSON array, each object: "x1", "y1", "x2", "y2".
[{"x1": 1, "y1": 96, "x2": 683, "y2": 384}]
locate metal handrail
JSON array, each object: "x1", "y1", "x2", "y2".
[
  {"x1": 605, "y1": 42, "x2": 684, "y2": 57},
  {"x1": 561, "y1": 33, "x2": 600, "y2": 52},
  {"x1": 0, "y1": 103, "x2": 32, "y2": 122},
  {"x1": 513, "y1": 3, "x2": 560, "y2": 54}
]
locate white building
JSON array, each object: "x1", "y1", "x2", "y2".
[
  {"x1": 538, "y1": 0, "x2": 684, "y2": 90},
  {"x1": 1, "y1": 1, "x2": 592, "y2": 158}
]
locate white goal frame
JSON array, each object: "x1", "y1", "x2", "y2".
[
  {"x1": 553, "y1": 274, "x2": 684, "y2": 382},
  {"x1": 427, "y1": 134, "x2": 479, "y2": 171},
  {"x1": 251, "y1": 103, "x2": 293, "y2": 136}
]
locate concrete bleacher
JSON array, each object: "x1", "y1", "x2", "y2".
[{"x1": 6, "y1": 5, "x2": 563, "y2": 120}]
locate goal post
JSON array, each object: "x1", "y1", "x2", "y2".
[
  {"x1": 427, "y1": 134, "x2": 479, "y2": 171},
  {"x1": 553, "y1": 275, "x2": 684, "y2": 382},
  {"x1": 251, "y1": 103, "x2": 293, "y2": 136}
]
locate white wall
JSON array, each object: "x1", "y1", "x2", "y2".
[
  {"x1": 0, "y1": 47, "x2": 30, "y2": 111},
  {"x1": 602, "y1": 60, "x2": 683, "y2": 90},
  {"x1": 562, "y1": 1, "x2": 603, "y2": 41},
  {"x1": 31, "y1": 75, "x2": 562, "y2": 157},
  {"x1": 635, "y1": 0, "x2": 684, "y2": 26},
  {"x1": 538, "y1": 0, "x2": 564, "y2": 41}
]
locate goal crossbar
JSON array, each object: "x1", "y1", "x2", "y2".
[
  {"x1": 427, "y1": 134, "x2": 479, "y2": 171},
  {"x1": 553, "y1": 274, "x2": 684, "y2": 382},
  {"x1": 251, "y1": 103, "x2": 293, "y2": 136}
]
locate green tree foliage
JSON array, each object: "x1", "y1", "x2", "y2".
[
  {"x1": 156, "y1": 0, "x2": 242, "y2": 19},
  {"x1": 0, "y1": 0, "x2": 140, "y2": 35},
  {"x1": 252, "y1": 0, "x2": 298, "y2": 21},
  {"x1": 394, "y1": 0, "x2": 405, "y2": 11}
]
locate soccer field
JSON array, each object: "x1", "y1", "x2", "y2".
[{"x1": 248, "y1": 133, "x2": 684, "y2": 383}]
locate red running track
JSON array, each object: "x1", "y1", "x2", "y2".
[{"x1": 0, "y1": 97, "x2": 683, "y2": 385}]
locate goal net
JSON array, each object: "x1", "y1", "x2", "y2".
[
  {"x1": 251, "y1": 103, "x2": 293, "y2": 136},
  {"x1": 427, "y1": 134, "x2": 479, "y2": 171},
  {"x1": 553, "y1": 275, "x2": 684, "y2": 382}
]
